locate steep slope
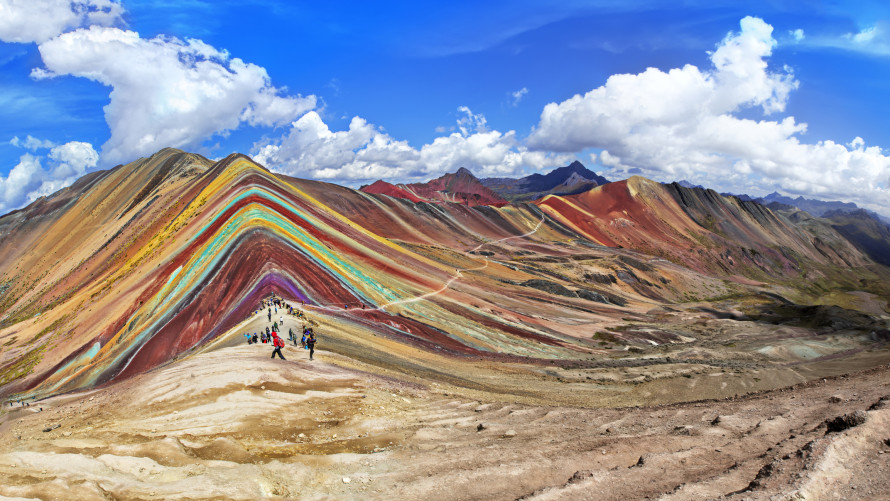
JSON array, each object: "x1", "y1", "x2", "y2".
[
  {"x1": 536, "y1": 177, "x2": 871, "y2": 281},
  {"x1": 1, "y1": 152, "x2": 614, "y2": 399},
  {"x1": 359, "y1": 179, "x2": 423, "y2": 203},
  {"x1": 361, "y1": 167, "x2": 508, "y2": 207},
  {"x1": 825, "y1": 209, "x2": 890, "y2": 267}
]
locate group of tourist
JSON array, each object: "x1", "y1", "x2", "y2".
[{"x1": 245, "y1": 293, "x2": 318, "y2": 361}]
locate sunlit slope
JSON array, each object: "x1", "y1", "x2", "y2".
[
  {"x1": 0, "y1": 151, "x2": 581, "y2": 398},
  {"x1": 1, "y1": 152, "x2": 885, "y2": 401},
  {"x1": 537, "y1": 176, "x2": 869, "y2": 280}
]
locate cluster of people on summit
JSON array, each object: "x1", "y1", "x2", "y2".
[{"x1": 244, "y1": 293, "x2": 317, "y2": 361}]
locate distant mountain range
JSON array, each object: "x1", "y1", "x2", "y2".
[
  {"x1": 361, "y1": 164, "x2": 889, "y2": 267},
  {"x1": 757, "y1": 192, "x2": 860, "y2": 216},
  {"x1": 481, "y1": 161, "x2": 609, "y2": 201},
  {"x1": 360, "y1": 167, "x2": 508, "y2": 207},
  {"x1": 360, "y1": 160, "x2": 609, "y2": 206},
  {"x1": 714, "y1": 190, "x2": 888, "y2": 224}
]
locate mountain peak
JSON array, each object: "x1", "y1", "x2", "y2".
[
  {"x1": 360, "y1": 166, "x2": 506, "y2": 206},
  {"x1": 567, "y1": 160, "x2": 586, "y2": 171}
]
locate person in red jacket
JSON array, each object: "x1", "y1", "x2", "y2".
[{"x1": 271, "y1": 333, "x2": 286, "y2": 360}]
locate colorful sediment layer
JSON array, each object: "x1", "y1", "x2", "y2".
[{"x1": 0, "y1": 149, "x2": 886, "y2": 400}]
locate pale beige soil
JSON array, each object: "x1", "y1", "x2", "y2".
[{"x1": 2, "y1": 330, "x2": 888, "y2": 500}]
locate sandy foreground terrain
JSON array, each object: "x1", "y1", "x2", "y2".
[{"x1": 2, "y1": 307, "x2": 889, "y2": 501}]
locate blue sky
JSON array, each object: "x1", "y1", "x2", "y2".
[{"x1": 1, "y1": 0, "x2": 889, "y2": 216}]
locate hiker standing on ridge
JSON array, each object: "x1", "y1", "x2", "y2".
[
  {"x1": 306, "y1": 331, "x2": 317, "y2": 360},
  {"x1": 271, "y1": 333, "x2": 286, "y2": 360}
]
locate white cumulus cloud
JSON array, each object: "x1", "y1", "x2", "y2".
[
  {"x1": 49, "y1": 140, "x2": 99, "y2": 178},
  {"x1": 0, "y1": 139, "x2": 99, "y2": 213},
  {"x1": 0, "y1": 0, "x2": 124, "y2": 43},
  {"x1": 527, "y1": 16, "x2": 890, "y2": 213},
  {"x1": 32, "y1": 26, "x2": 317, "y2": 165}
]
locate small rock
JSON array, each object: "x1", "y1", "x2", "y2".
[
  {"x1": 332, "y1": 434, "x2": 338, "y2": 439},
  {"x1": 62, "y1": 431, "x2": 72, "y2": 437},
  {"x1": 829, "y1": 395, "x2": 843, "y2": 403},
  {"x1": 342, "y1": 477, "x2": 351, "y2": 484},
  {"x1": 601, "y1": 450, "x2": 606, "y2": 455},
  {"x1": 711, "y1": 416, "x2": 721, "y2": 426},
  {"x1": 476, "y1": 423, "x2": 486, "y2": 432},
  {"x1": 825, "y1": 410, "x2": 867, "y2": 434},
  {"x1": 42, "y1": 424, "x2": 60, "y2": 432},
  {"x1": 569, "y1": 470, "x2": 595, "y2": 483},
  {"x1": 503, "y1": 429, "x2": 517, "y2": 438},
  {"x1": 298, "y1": 433, "x2": 306, "y2": 438}
]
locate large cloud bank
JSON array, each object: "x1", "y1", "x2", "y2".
[
  {"x1": 1, "y1": 5, "x2": 888, "y2": 216},
  {"x1": 34, "y1": 27, "x2": 316, "y2": 165},
  {"x1": 527, "y1": 16, "x2": 890, "y2": 212},
  {"x1": 252, "y1": 108, "x2": 572, "y2": 183}
]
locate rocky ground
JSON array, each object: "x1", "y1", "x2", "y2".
[{"x1": 1, "y1": 331, "x2": 888, "y2": 500}]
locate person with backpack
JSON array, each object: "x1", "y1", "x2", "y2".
[
  {"x1": 271, "y1": 333, "x2": 286, "y2": 360},
  {"x1": 306, "y1": 332, "x2": 317, "y2": 360}
]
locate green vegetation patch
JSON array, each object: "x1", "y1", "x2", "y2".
[{"x1": 0, "y1": 344, "x2": 46, "y2": 387}]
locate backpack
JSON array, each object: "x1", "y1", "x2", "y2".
[{"x1": 274, "y1": 337, "x2": 284, "y2": 348}]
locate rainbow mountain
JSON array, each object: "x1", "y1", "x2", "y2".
[{"x1": 1, "y1": 148, "x2": 887, "y2": 400}]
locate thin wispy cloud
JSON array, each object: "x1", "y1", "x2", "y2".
[{"x1": 511, "y1": 87, "x2": 529, "y2": 106}]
